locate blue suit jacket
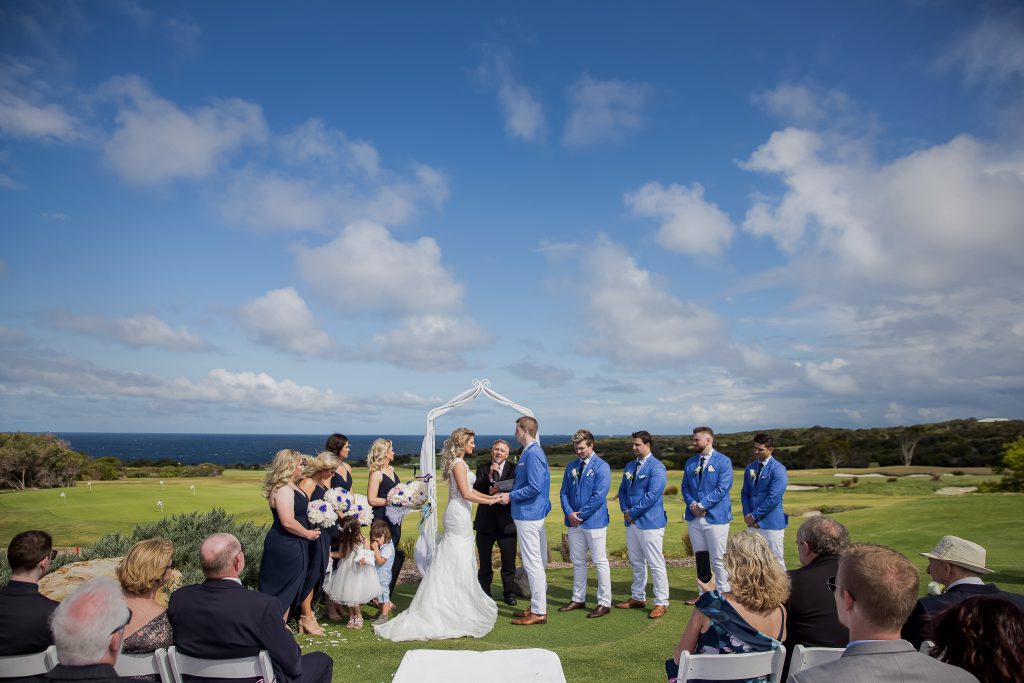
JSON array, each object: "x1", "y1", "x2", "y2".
[
  {"x1": 559, "y1": 454, "x2": 611, "y2": 529},
  {"x1": 682, "y1": 449, "x2": 733, "y2": 524},
  {"x1": 509, "y1": 440, "x2": 551, "y2": 521},
  {"x1": 617, "y1": 456, "x2": 667, "y2": 530},
  {"x1": 740, "y1": 456, "x2": 788, "y2": 529}
]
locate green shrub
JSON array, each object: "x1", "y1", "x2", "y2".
[
  {"x1": 664, "y1": 485, "x2": 679, "y2": 496},
  {"x1": 887, "y1": 477, "x2": 898, "y2": 483},
  {"x1": 840, "y1": 479, "x2": 854, "y2": 488}
]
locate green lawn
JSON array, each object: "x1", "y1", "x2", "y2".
[{"x1": 2, "y1": 466, "x2": 1022, "y2": 682}]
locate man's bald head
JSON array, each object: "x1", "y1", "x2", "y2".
[{"x1": 200, "y1": 533, "x2": 242, "y2": 578}]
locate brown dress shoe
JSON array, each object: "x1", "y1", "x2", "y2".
[
  {"x1": 512, "y1": 608, "x2": 531, "y2": 618},
  {"x1": 587, "y1": 605, "x2": 611, "y2": 618},
  {"x1": 648, "y1": 605, "x2": 668, "y2": 619},
  {"x1": 558, "y1": 601, "x2": 586, "y2": 612},
  {"x1": 511, "y1": 612, "x2": 547, "y2": 625},
  {"x1": 614, "y1": 598, "x2": 647, "y2": 609}
]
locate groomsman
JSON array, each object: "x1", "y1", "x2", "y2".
[
  {"x1": 741, "y1": 433, "x2": 788, "y2": 568},
  {"x1": 473, "y1": 439, "x2": 518, "y2": 605},
  {"x1": 615, "y1": 430, "x2": 669, "y2": 619},
  {"x1": 558, "y1": 429, "x2": 612, "y2": 618},
  {"x1": 498, "y1": 415, "x2": 551, "y2": 626},
  {"x1": 683, "y1": 425, "x2": 733, "y2": 602}
]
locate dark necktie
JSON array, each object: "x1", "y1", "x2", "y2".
[
  {"x1": 697, "y1": 456, "x2": 707, "y2": 483},
  {"x1": 755, "y1": 461, "x2": 764, "y2": 485}
]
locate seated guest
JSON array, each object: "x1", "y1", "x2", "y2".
[
  {"x1": 43, "y1": 577, "x2": 135, "y2": 682},
  {"x1": 783, "y1": 516, "x2": 850, "y2": 678},
  {"x1": 789, "y1": 544, "x2": 978, "y2": 683},
  {"x1": 167, "y1": 533, "x2": 332, "y2": 683},
  {"x1": 669, "y1": 530, "x2": 789, "y2": 683},
  {"x1": 928, "y1": 595, "x2": 1024, "y2": 683},
  {"x1": 116, "y1": 538, "x2": 174, "y2": 659},
  {"x1": 0, "y1": 530, "x2": 59, "y2": 656},
  {"x1": 902, "y1": 535, "x2": 1024, "y2": 648}
]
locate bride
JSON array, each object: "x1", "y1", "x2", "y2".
[{"x1": 374, "y1": 427, "x2": 499, "y2": 641}]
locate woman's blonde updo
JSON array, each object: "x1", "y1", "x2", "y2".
[
  {"x1": 301, "y1": 451, "x2": 340, "y2": 481},
  {"x1": 117, "y1": 537, "x2": 174, "y2": 596},
  {"x1": 367, "y1": 439, "x2": 393, "y2": 473}
]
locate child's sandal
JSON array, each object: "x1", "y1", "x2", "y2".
[{"x1": 352, "y1": 615, "x2": 363, "y2": 630}]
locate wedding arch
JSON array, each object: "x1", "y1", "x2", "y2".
[{"x1": 413, "y1": 379, "x2": 535, "y2": 573}]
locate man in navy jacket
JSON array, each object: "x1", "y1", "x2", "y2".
[
  {"x1": 167, "y1": 534, "x2": 332, "y2": 683},
  {"x1": 740, "y1": 433, "x2": 788, "y2": 568},
  {"x1": 0, "y1": 530, "x2": 59, "y2": 657},
  {"x1": 682, "y1": 425, "x2": 733, "y2": 599},
  {"x1": 558, "y1": 429, "x2": 612, "y2": 618}
]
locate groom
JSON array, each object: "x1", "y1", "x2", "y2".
[{"x1": 498, "y1": 415, "x2": 550, "y2": 625}]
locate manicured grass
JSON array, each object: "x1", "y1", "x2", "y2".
[{"x1": 2, "y1": 465, "x2": 1022, "y2": 682}]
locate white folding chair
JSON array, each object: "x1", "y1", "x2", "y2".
[
  {"x1": 0, "y1": 645, "x2": 58, "y2": 678},
  {"x1": 919, "y1": 640, "x2": 935, "y2": 654},
  {"x1": 166, "y1": 646, "x2": 275, "y2": 683},
  {"x1": 115, "y1": 648, "x2": 173, "y2": 682},
  {"x1": 676, "y1": 647, "x2": 786, "y2": 683},
  {"x1": 788, "y1": 645, "x2": 844, "y2": 675}
]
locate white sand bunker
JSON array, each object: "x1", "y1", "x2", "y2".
[
  {"x1": 802, "y1": 510, "x2": 822, "y2": 517},
  {"x1": 833, "y1": 472, "x2": 886, "y2": 477},
  {"x1": 787, "y1": 484, "x2": 820, "y2": 491},
  {"x1": 935, "y1": 486, "x2": 978, "y2": 496}
]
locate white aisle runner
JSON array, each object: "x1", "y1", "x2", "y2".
[{"x1": 391, "y1": 648, "x2": 567, "y2": 683}]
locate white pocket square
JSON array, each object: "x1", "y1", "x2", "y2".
[{"x1": 707, "y1": 465, "x2": 716, "y2": 472}]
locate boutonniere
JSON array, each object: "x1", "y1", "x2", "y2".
[
  {"x1": 694, "y1": 464, "x2": 703, "y2": 476},
  {"x1": 571, "y1": 468, "x2": 580, "y2": 480},
  {"x1": 625, "y1": 471, "x2": 634, "y2": 481},
  {"x1": 749, "y1": 470, "x2": 757, "y2": 480}
]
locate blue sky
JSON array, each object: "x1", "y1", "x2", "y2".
[{"x1": 2, "y1": 1, "x2": 1022, "y2": 436}]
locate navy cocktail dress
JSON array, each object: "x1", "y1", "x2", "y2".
[
  {"x1": 258, "y1": 487, "x2": 310, "y2": 618},
  {"x1": 300, "y1": 483, "x2": 333, "y2": 603}
]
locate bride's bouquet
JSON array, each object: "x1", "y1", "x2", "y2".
[
  {"x1": 385, "y1": 480, "x2": 429, "y2": 525},
  {"x1": 324, "y1": 487, "x2": 372, "y2": 526},
  {"x1": 306, "y1": 498, "x2": 338, "y2": 528}
]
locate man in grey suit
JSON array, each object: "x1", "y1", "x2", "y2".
[{"x1": 788, "y1": 544, "x2": 978, "y2": 683}]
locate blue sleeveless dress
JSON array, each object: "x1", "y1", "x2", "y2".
[
  {"x1": 300, "y1": 483, "x2": 333, "y2": 602},
  {"x1": 257, "y1": 487, "x2": 310, "y2": 617}
]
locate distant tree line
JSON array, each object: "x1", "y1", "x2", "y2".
[{"x1": 0, "y1": 432, "x2": 224, "y2": 490}]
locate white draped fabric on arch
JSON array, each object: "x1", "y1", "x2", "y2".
[{"x1": 412, "y1": 379, "x2": 535, "y2": 574}]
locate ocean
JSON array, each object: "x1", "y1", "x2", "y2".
[{"x1": 53, "y1": 432, "x2": 574, "y2": 465}]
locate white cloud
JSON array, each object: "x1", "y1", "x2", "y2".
[
  {"x1": 563, "y1": 74, "x2": 651, "y2": 147},
  {"x1": 238, "y1": 288, "x2": 334, "y2": 356},
  {"x1": 0, "y1": 59, "x2": 85, "y2": 143},
  {"x1": 752, "y1": 83, "x2": 855, "y2": 127},
  {"x1": 0, "y1": 173, "x2": 21, "y2": 190},
  {"x1": 803, "y1": 358, "x2": 859, "y2": 394},
  {"x1": 505, "y1": 361, "x2": 572, "y2": 386},
  {"x1": 296, "y1": 220, "x2": 465, "y2": 316},
  {"x1": 576, "y1": 238, "x2": 729, "y2": 367},
  {"x1": 278, "y1": 118, "x2": 380, "y2": 175},
  {"x1": 50, "y1": 310, "x2": 210, "y2": 352},
  {"x1": 40, "y1": 212, "x2": 66, "y2": 220},
  {"x1": 625, "y1": 181, "x2": 735, "y2": 256},
  {"x1": 100, "y1": 75, "x2": 267, "y2": 185},
  {"x1": 366, "y1": 315, "x2": 490, "y2": 371},
  {"x1": 165, "y1": 18, "x2": 201, "y2": 56},
  {"x1": 476, "y1": 49, "x2": 545, "y2": 142},
  {"x1": 940, "y1": 12, "x2": 1024, "y2": 85}
]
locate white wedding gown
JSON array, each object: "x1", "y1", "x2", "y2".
[{"x1": 374, "y1": 461, "x2": 498, "y2": 641}]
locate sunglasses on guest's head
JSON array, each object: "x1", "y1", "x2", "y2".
[
  {"x1": 166, "y1": 558, "x2": 175, "y2": 570},
  {"x1": 112, "y1": 608, "x2": 133, "y2": 635},
  {"x1": 826, "y1": 575, "x2": 853, "y2": 598},
  {"x1": 48, "y1": 549, "x2": 58, "y2": 561}
]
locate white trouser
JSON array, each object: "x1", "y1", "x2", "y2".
[
  {"x1": 625, "y1": 525, "x2": 669, "y2": 606},
  {"x1": 755, "y1": 527, "x2": 786, "y2": 569},
  {"x1": 568, "y1": 526, "x2": 611, "y2": 607},
  {"x1": 515, "y1": 518, "x2": 548, "y2": 615},
  {"x1": 688, "y1": 517, "x2": 731, "y2": 592}
]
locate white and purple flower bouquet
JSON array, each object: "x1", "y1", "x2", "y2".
[
  {"x1": 385, "y1": 480, "x2": 429, "y2": 524},
  {"x1": 306, "y1": 498, "x2": 338, "y2": 528},
  {"x1": 324, "y1": 487, "x2": 353, "y2": 515}
]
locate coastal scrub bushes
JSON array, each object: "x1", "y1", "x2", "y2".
[
  {"x1": 980, "y1": 436, "x2": 1024, "y2": 493},
  {"x1": 0, "y1": 432, "x2": 85, "y2": 490}
]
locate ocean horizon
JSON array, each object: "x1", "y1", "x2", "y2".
[{"x1": 52, "y1": 432, "x2": 574, "y2": 465}]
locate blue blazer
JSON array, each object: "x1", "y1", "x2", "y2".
[
  {"x1": 740, "y1": 457, "x2": 788, "y2": 530},
  {"x1": 682, "y1": 449, "x2": 733, "y2": 524},
  {"x1": 617, "y1": 456, "x2": 667, "y2": 530},
  {"x1": 509, "y1": 441, "x2": 551, "y2": 521},
  {"x1": 559, "y1": 454, "x2": 611, "y2": 529}
]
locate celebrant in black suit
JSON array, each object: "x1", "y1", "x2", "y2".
[{"x1": 473, "y1": 438, "x2": 518, "y2": 605}]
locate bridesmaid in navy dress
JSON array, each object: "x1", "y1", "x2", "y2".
[
  {"x1": 296, "y1": 452, "x2": 339, "y2": 635},
  {"x1": 367, "y1": 438, "x2": 405, "y2": 599},
  {"x1": 326, "y1": 433, "x2": 354, "y2": 492},
  {"x1": 257, "y1": 449, "x2": 321, "y2": 621}
]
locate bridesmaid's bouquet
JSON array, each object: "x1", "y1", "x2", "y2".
[
  {"x1": 385, "y1": 480, "x2": 429, "y2": 525},
  {"x1": 324, "y1": 487, "x2": 353, "y2": 515},
  {"x1": 347, "y1": 493, "x2": 373, "y2": 527},
  {"x1": 306, "y1": 498, "x2": 338, "y2": 528}
]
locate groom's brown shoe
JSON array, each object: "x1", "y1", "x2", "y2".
[
  {"x1": 512, "y1": 608, "x2": 531, "y2": 618},
  {"x1": 511, "y1": 611, "x2": 547, "y2": 625},
  {"x1": 587, "y1": 605, "x2": 611, "y2": 618},
  {"x1": 648, "y1": 605, "x2": 668, "y2": 619},
  {"x1": 558, "y1": 601, "x2": 586, "y2": 612},
  {"x1": 614, "y1": 598, "x2": 646, "y2": 609}
]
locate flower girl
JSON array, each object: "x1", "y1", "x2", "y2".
[{"x1": 325, "y1": 515, "x2": 381, "y2": 629}]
